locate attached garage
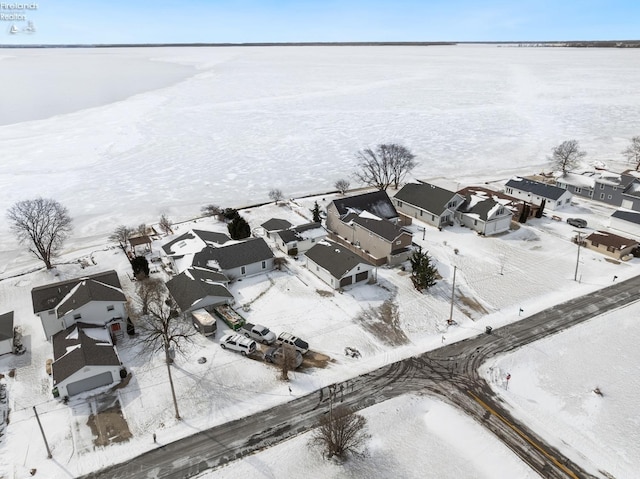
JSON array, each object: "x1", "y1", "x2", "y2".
[
  {"x1": 340, "y1": 276, "x2": 353, "y2": 287},
  {"x1": 355, "y1": 271, "x2": 369, "y2": 283},
  {"x1": 305, "y1": 240, "x2": 375, "y2": 290},
  {"x1": 66, "y1": 371, "x2": 114, "y2": 396}
]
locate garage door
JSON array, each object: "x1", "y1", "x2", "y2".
[
  {"x1": 66, "y1": 371, "x2": 114, "y2": 396},
  {"x1": 355, "y1": 271, "x2": 368, "y2": 283},
  {"x1": 340, "y1": 276, "x2": 352, "y2": 287}
]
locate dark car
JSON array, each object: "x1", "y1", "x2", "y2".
[
  {"x1": 567, "y1": 218, "x2": 587, "y2": 228},
  {"x1": 264, "y1": 346, "x2": 303, "y2": 369}
]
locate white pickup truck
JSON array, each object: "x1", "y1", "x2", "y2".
[{"x1": 240, "y1": 323, "x2": 276, "y2": 345}]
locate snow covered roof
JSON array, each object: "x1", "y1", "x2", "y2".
[
  {"x1": 343, "y1": 212, "x2": 409, "y2": 242},
  {"x1": 586, "y1": 230, "x2": 638, "y2": 250},
  {"x1": 166, "y1": 270, "x2": 233, "y2": 312},
  {"x1": 192, "y1": 237, "x2": 274, "y2": 271},
  {"x1": 505, "y1": 177, "x2": 569, "y2": 201},
  {"x1": 277, "y1": 222, "x2": 325, "y2": 244},
  {"x1": 305, "y1": 240, "x2": 373, "y2": 279},
  {"x1": 331, "y1": 190, "x2": 398, "y2": 220}
]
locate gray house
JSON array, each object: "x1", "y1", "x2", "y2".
[
  {"x1": 504, "y1": 177, "x2": 572, "y2": 210},
  {"x1": 166, "y1": 269, "x2": 233, "y2": 313},
  {"x1": 192, "y1": 238, "x2": 275, "y2": 280},
  {"x1": 261, "y1": 218, "x2": 293, "y2": 240},
  {"x1": 555, "y1": 170, "x2": 640, "y2": 210},
  {"x1": 393, "y1": 183, "x2": 464, "y2": 229},
  {"x1": 305, "y1": 240, "x2": 375, "y2": 289},
  {"x1": 610, "y1": 209, "x2": 640, "y2": 238}
]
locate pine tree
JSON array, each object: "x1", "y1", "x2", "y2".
[
  {"x1": 311, "y1": 201, "x2": 321, "y2": 223},
  {"x1": 410, "y1": 247, "x2": 438, "y2": 291},
  {"x1": 228, "y1": 215, "x2": 251, "y2": 240}
]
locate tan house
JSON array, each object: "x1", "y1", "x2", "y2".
[{"x1": 583, "y1": 230, "x2": 638, "y2": 260}]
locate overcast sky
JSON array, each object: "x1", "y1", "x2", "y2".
[{"x1": 1, "y1": 0, "x2": 638, "y2": 45}]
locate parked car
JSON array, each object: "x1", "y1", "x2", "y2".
[
  {"x1": 241, "y1": 322, "x2": 276, "y2": 344},
  {"x1": 276, "y1": 332, "x2": 309, "y2": 355},
  {"x1": 567, "y1": 218, "x2": 587, "y2": 228},
  {"x1": 264, "y1": 346, "x2": 303, "y2": 369},
  {"x1": 219, "y1": 333, "x2": 256, "y2": 356}
]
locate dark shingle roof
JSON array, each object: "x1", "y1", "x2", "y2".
[
  {"x1": 277, "y1": 222, "x2": 323, "y2": 243},
  {"x1": 342, "y1": 214, "x2": 406, "y2": 242},
  {"x1": 56, "y1": 279, "x2": 126, "y2": 318},
  {"x1": 52, "y1": 326, "x2": 120, "y2": 384},
  {"x1": 586, "y1": 230, "x2": 638, "y2": 250},
  {"x1": 458, "y1": 195, "x2": 508, "y2": 221},
  {"x1": 505, "y1": 178, "x2": 568, "y2": 201},
  {"x1": 612, "y1": 209, "x2": 640, "y2": 225},
  {"x1": 394, "y1": 183, "x2": 458, "y2": 215},
  {"x1": 31, "y1": 270, "x2": 124, "y2": 315},
  {"x1": 331, "y1": 191, "x2": 398, "y2": 220},
  {"x1": 166, "y1": 271, "x2": 233, "y2": 312},
  {"x1": 161, "y1": 231, "x2": 196, "y2": 254},
  {"x1": 192, "y1": 230, "x2": 231, "y2": 246},
  {"x1": 305, "y1": 241, "x2": 373, "y2": 279},
  {"x1": 261, "y1": 218, "x2": 292, "y2": 232},
  {"x1": 188, "y1": 266, "x2": 229, "y2": 284},
  {"x1": 0, "y1": 311, "x2": 14, "y2": 342},
  {"x1": 192, "y1": 238, "x2": 274, "y2": 271}
]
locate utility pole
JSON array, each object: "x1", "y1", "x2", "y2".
[
  {"x1": 574, "y1": 232, "x2": 583, "y2": 282},
  {"x1": 33, "y1": 406, "x2": 52, "y2": 459},
  {"x1": 449, "y1": 266, "x2": 457, "y2": 324}
]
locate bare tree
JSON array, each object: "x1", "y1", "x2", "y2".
[
  {"x1": 279, "y1": 344, "x2": 298, "y2": 381},
  {"x1": 269, "y1": 188, "x2": 284, "y2": 205},
  {"x1": 334, "y1": 179, "x2": 350, "y2": 195},
  {"x1": 353, "y1": 143, "x2": 416, "y2": 190},
  {"x1": 159, "y1": 214, "x2": 173, "y2": 235},
  {"x1": 549, "y1": 140, "x2": 587, "y2": 175},
  {"x1": 136, "y1": 283, "x2": 195, "y2": 420},
  {"x1": 136, "y1": 223, "x2": 148, "y2": 236},
  {"x1": 622, "y1": 136, "x2": 640, "y2": 171},
  {"x1": 7, "y1": 197, "x2": 72, "y2": 269},
  {"x1": 109, "y1": 225, "x2": 133, "y2": 252},
  {"x1": 313, "y1": 404, "x2": 369, "y2": 460},
  {"x1": 201, "y1": 204, "x2": 222, "y2": 217},
  {"x1": 135, "y1": 277, "x2": 165, "y2": 315}
]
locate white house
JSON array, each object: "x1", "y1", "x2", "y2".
[
  {"x1": 161, "y1": 229, "x2": 231, "y2": 274},
  {"x1": 305, "y1": 240, "x2": 375, "y2": 289},
  {"x1": 31, "y1": 270, "x2": 127, "y2": 340},
  {"x1": 456, "y1": 193, "x2": 513, "y2": 236},
  {"x1": 504, "y1": 177, "x2": 572, "y2": 211},
  {"x1": 275, "y1": 222, "x2": 326, "y2": 255},
  {"x1": 192, "y1": 237, "x2": 275, "y2": 280},
  {"x1": 51, "y1": 326, "x2": 124, "y2": 398},
  {"x1": 0, "y1": 311, "x2": 14, "y2": 356}
]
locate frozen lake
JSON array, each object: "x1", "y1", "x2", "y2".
[{"x1": 1, "y1": 45, "x2": 640, "y2": 256}]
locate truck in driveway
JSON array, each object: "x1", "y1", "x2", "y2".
[
  {"x1": 213, "y1": 304, "x2": 246, "y2": 331},
  {"x1": 240, "y1": 323, "x2": 276, "y2": 344}
]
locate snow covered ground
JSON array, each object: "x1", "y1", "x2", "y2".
[{"x1": 1, "y1": 45, "x2": 639, "y2": 478}]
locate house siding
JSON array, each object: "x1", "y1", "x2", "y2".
[
  {"x1": 305, "y1": 256, "x2": 374, "y2": 290},
  {"x1": 0, "y1": 338, "x2": 12, "y2": 356},
  {"x1": 224, "y1": 258, "x2": 275, "y2": 280},
  {"x1": 584, "y1": 240, "x2": 636, "y2": 260},
  {"x1": 39, "y1": 300, "x2": 126, "y2": 340},
  {"x1": 54, "y1": 364, "x2": 121, "y2": 397}
]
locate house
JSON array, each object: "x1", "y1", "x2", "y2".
[
  {"x1": 0, "y1": 312, "x2": 14, "y2": 356},
  {"x1": 504, "y1": 177, "x2": 573, "y2": 210},
  {"x1": 327, "y1": 190, "x2": 404, "y2": 229},
  {"x1": 305, "y1": 240, "x2": 375, "y2": 289},
  {"x1": 275, "y1": 222, "x2": 326, "y2": 255},
  {"x1": 555, "y1": 169, "x2": 640, "y2": 209},
  {"x1": 31, "y1": 270, "x2": 127, "y2": 340},
  {"x1": 161, "y1": 229, "x2": 231, "y2": 274},
  {"x1": 583, "y1": 231, "x2": 638, "y2": 260},
  {"x1": 393, "y1": 183, "x2": 465, "y2": 229},
  {"x1": 166, "y1": 269, "x2": 233, "y2": 314},
  {"x1": 261, "y1": 218, "x2": 293, "y2": 240},
  {"x1": 455, "y1": 193, "x2": 513, "y2": 236},
  {"x1": 457, "y1": 186, "x2": 540, "y2": 223},
  {"x1": 192, "y1": 237, "x2": 275, "y2": 280},
  {"x1": 51, "y1": 325, "x2": 124, "y2": 398},
  {"x1": 610, "y1": 209, "x2": 640, "y2": 238}
]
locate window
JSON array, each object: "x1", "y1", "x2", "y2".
[
  {"x1": 311, "y1": 238, "x2": 315, "y2": 243},
  {"x1": 607, "y1": 246, "x2": 616, "y2": 253},
  {"x1": 107, "y1": 305, "x2": 114, "y2": 311},
  {"x1": 608, "y1": 195, "x2": 612, "y2": 199},
  {"x1": 575, "y1": 187, "x2": 581, "y2": 193},
  {"x1": 397, "y1": 201, "x2": 403, "y2": 208},
  {"x1": 241, "y1": 266, "x2": 246, "y2": 275},
  {"x1": 506, "y1": 187, "x2": 512, "y2": 194},
  {"x1": 600, "y1": 184, "x2": 604, "y2": 189},
  {"x1": 419, "y1": 210, "x2": 423, "y2": 217},
  {"x1": 600, "y1": 193, "x2": 605, "y2": 199},
  {"x1": 73, "y1": 313, "x2": 81, "y2": 320},
  {"x1": 557, "y1": 201, "x2": 561, "y2": 206},
  {"x1": 613, "y1": 186, "x2": 618, "y2": 191},
  {"x1": 591, "y1": 241, "x2": 599, "y2": 248},
  {"x1": 474, "y1": 220, "x2": 478, "y2": 226},
  {"x1": 48, "y1": 310, "x2": 55, "y2": 315},
  {"x1": 396, "y1": 240, "x2": 401, "y2": 245},
  {"x1": 261, "y1": 261, "x2": 266, "y2": 269}
]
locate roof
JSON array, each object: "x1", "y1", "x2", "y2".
[
  {"x1": 166, "y1": 271, "x2": 233, "y2": 312},
  {"x1": 277, "y1": 222, "x2": 324, "y2": 243},
  {"x1": 192, "y1": 229, "x2": 231, "y2": 246},
  {"x1": 31, "y1": 270, "x2": 124, "y2": 315},
  {"x1": 0, "y1": 311, "x2": 14, "y2": 342},
  {"x1": 505, "y1": 177, "x2": 569, "y2": 201},
  {"x1": 128, "y1": 235, "x2": 151, "y2": 247},
  {"x1": 187, "y1": 266, "x2": 229, "y2": 284},
  {"x1": 622, "y1": 179, "x2": 640, "y2": 199},
  {"x1": 586, "y1": 230, "x2": 638, "y2": 250},
  {"x1": 161, "y1": 230, "x2": 230, "y2": 255},
  {"x1": 611, "y1": 209, "x2": 640, "y2": 225},
  {"x1": 192, "y1": 237, "x2": 274, "y2": 271},
  {"x1": 261, "y1": 218, "x2": 292, "y2": 232},
  {"x1": 342, "y1": 213, "x2": 407, "y2": 242},
  {"x1": 458, "y1": 195, "x2": 511, "y2": 221},
  {"x1": 52, "y1": 326, "x2": 120, "y2": 384},
  {"x1": 305, "y1": 240, "x2": 373, "y2": 279},
  {"x1": 161, "y1": 231, "x2": 197, "y2": 255},
  {"x1": 394, "y1": 183, "x2": 459, "y2": 215},
  {"x1": 331, "y1": 191, "x2": 398, "y2": 220}
]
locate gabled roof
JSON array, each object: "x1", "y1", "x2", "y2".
[
  {"x1": 0, "y1": 311, "x2": 14, "y2": 342},
  {"x1": 187, "y1": 266, "x2": 229, "y2": 284},
  {"x1": 458, "y1": 195, "x2": 511, "y2": 221},
  {"x1": 611, "y1": 209, "x2": 640, "y2": 225},
  {"x1": 161, "y1": 230, "x2": 230, "y2": 255},
  {"x1": 622, "y1": 179, "x2": 640, "y2": 199},
  {"x1": 586, "y1": 230, "x2": 638, "y2": 250},
  {"x1": 277, "y1": 222, "x2": 325, "y2": 243},
  {"x1": 261, "y1": 218, "x2": 292, "y2": 232},
  {"x1": 505, "y1": 177, "x2": 568, "y2": 201},
  {"x1": 305, "y1": 240, "x2": 373, "y2": 279},
  {"x1": 192, "y1": 238, "x2": 274, "y2": 271},
  {"x1": 394, "y1": 183, "x2": 459, "y2": 215},
  {"x1": 56, "y1": 279, "x2": 126, "y2": 319},
  {"x1": 331, "y1": 191, "x2": 398, "y2": 220},
  {"x1": 166, "y1": 271, "x2": 233, "y2": 312},
  {"x1": 31, "y1": 270, "x2": 124, "y2": 315},
  {"x1": 192, "y1": 229, "x2": 231, "y2": 246},
  {"x1": 342, "y1": 213, "x2": 407, "y2": 242},
  {"x1": 52, "y1": 326, "x2": 120, "y2": 384},
  {"x1": 161, "y1": 231, "x2": 197, "y2": 255}
]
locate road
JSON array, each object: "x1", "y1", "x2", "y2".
[{"x1": 82, "y1": 275, "x2": 640, "y2": 479}]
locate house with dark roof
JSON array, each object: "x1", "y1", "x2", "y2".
[
  {"x1": 327, "y1": 190, "x2": 402, "y2": 227},
  {"x1": 457, "y1": 186, "x2": 539, "y2": 223},
  {"x1": 504, "y1": 177, "x2": 572, "y2": 210},
  {"x1": 393, "y1": 183, "x2": 465, "y2": 229},
  {"x1": 305, "y1": 240, "x2": 375, "y2": 289},
  {"x1": 455, "y1": 192, "x2": 513, "y2": 236},
  {"x1": 261, "y1": 218, "x2": 293, "y2": 240},
  {"x1": 610, "y1": 209, "x2": 640, "y2": 238},
  {"x1": 583, "y1": 231, "x2": 638, "y2": 260},
  {"x1": 192, "y1": 238, "x2": 275, "y2": 280},
  {"x1": 166, "y1": 269, "x2": 233, "y2": 313},
  {"x1": 31, "y1": 270, "x2": 127, "y2": 340},
  {"x1": 555, "y1": 169, "x2": 640, "y2": 210},
  {"x1": 161, "y1": 229, "x2": 231, "y2": 274},
  {"x1": 275, "y1": 222, "x2": 326, "y2": 255},
  {"x1": 51, "y1": 325, "x2": 124, "y2": 398},
  {"x1": 0, "y1": 311, "x2": 14, "y2": 356}
]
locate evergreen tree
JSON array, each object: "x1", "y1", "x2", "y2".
[
  {"x1": 131, "y1": 256, "x2": 150, "y2": 279},
  {"x1": 228, "y1": 215, "x2": 251, "y2": 240},
  {"x1": 311, "y1": 201, "x2": 321, "y2": 223},
  {"x1": 410, "y1": 247, "x2": 438, "y2": 291}
]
